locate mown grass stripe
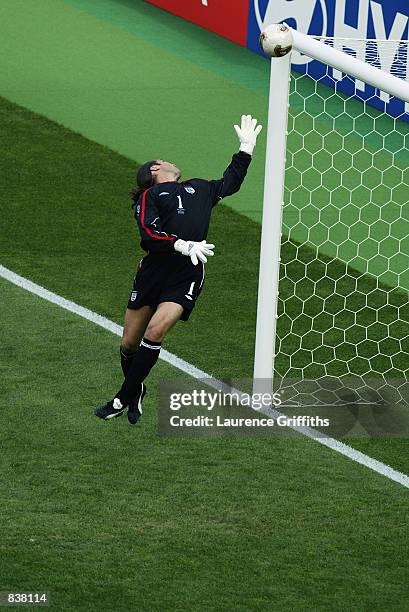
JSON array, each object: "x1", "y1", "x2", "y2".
[{"x1": 2, "y1": 263, "x2": 408, "y2": 490}]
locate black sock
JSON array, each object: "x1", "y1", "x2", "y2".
[
  {"x1": 116, "y1": 338, "x2": 161, "y2": 407},
  {"x1": 120, "y1": 347, "x2": 137, "y2": 377}
]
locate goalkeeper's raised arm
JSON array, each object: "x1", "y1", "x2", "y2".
[
  {"x1": 208, "y1": 114, "x2": 263, "y2": 205},
  {"x1": 94, "y1": 115, "x2": 262, "y2": 423}
]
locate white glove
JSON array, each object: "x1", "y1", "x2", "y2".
[
  {"x1": 234, "y1": 114, "x2": 263, "y2": 156},
  {"x1": 174, "y1": 239, "x2": 215, "y2": 266}
]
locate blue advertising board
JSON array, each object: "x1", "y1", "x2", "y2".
[{"x1": 247, "y1": 1, "x2": 409, "y2": 121}]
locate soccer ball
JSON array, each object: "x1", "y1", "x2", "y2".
[{"x1": 259, "y1": 23, "x2": 293, "y2": 58}]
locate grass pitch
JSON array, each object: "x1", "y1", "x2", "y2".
[
  {"x1": 1, "y1": 97, "x2": 409, "y2": 610},
  {"x1": 2, "y1": 267, "x2": 409, "y2": 611}
]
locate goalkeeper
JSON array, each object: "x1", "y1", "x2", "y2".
[{"x1": 95, "y1": 115, "x2": 262, "y2": 422}]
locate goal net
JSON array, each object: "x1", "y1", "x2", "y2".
[{"x1": 262, "y1": 36, "x2": 409, "y2": 407}]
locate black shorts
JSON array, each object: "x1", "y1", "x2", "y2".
[{"x1": 127, "y1": 253, "x2": 206, "y2": 321}]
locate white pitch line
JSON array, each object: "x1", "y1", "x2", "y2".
[{"x1": 1, "y1": 263, "x2": 409, "y2": 490}]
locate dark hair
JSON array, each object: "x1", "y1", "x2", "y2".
[{"x1": 130, "y1": 160, "x2": 157, "y2": 206}]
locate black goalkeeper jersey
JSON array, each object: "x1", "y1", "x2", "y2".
[{"x1": 134, "y1": 151, "x2": 252, "y2": 254}]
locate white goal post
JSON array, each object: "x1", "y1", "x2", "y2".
[{"x1": 253, "y1": 27, "x2": 409, "y2": 403}]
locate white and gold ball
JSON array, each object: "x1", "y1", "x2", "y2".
[{"x1": 259, "y1": 23, "x2": 293, "y2": 58}]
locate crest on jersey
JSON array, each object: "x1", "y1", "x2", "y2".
[
  {"x1": 131, "y1": 291, "x2": 138, "y2": 301},
  {"x1": 184, "y1": 185, "x2": 195, "y2": 194}
]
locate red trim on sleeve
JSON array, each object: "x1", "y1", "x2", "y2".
[{"x1": 140, "y1": 189, "x2": 176, "y2": 242}]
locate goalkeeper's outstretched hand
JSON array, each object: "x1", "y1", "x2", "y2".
[
  {"x1": 234, "y1": 114, "x2": 263, "y2": 156},
  {"x1": 174, "y1": 239, "x2": 215, "y2": 266}
]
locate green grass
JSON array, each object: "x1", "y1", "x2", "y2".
[
  {"x1": 272, "y1": 72, "x2": 409, "y2": 389},
  {"x1": 2, "y1": 0, "x2": 409, "y2": 243},
  {"x1": 2, "y1": 268, "x2": 409, "y2": 612},
  {"x1": 0, "y1": 95, "x2": 259, "y2": 381},
  {"x1": 2, "y1": 94, "x2": 408, "y2": 389},
  {"x1": 0, "y1": 0, "x2": 270, "y2": 220},
  {"x1": 1, "y1": 95, "x2": 409, "y2": 610},
  {"x1": 276, "y1": 239, "x2": 409, "y2": 382},
  {"x1": 286, "y1": 72, "x2": 409, "y2": 289}
]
